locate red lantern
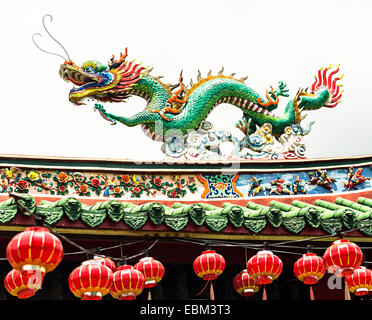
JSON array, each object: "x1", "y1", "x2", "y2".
[
  {"x1": 93, "y1": 255, "x2": 116, "y2": 272},
  {"x1": 4, "y1": 269, "x2": 43, "y2": 299},
  {"x1": 6, "y1": 226, "x2": 63, "y2": 278},
  {"x1": 323, "y1": 239, "x2": 363, "y2": 277},
  {"x1": 233, "y1": 269, "x2": 260, "y2": 297},
  {"x1": 110, "y1": 265, "x2": 145, "y2": 300},
  {"x1": 294, "y1": 253, "x2": 326, "y2": 285},
  {"x1": 134, "y1": 257, "x2": 165, "y2": 288},
  {"x1": 193, "y1": 250, "x2": 226, "y2": 281},
  {"x1": 345, "y1": 266, "x2": 372, "y2": 296},
  {"x1": 68, "y1": 259, "x2": 113, "y2": 300},
  {"x1": 247, "y1": 250, "x2": 283, "y2": 285}
]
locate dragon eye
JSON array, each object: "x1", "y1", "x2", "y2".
[{"x1": 84, "y1": 67, "x2": 95, "y2": 73}]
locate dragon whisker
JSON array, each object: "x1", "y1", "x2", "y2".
[
  {"x1": 32, "y1": 33, "x2": 66, "y2": 61},
  {"x1": 32, "y1": 14, "x2": 71, "y2": 62}
]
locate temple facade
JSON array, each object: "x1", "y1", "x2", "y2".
[{"x1": 0, "y1": 153, "x2": 371, "y2": 300}]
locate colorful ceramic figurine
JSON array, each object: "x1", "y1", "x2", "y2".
[
  {"x1": 307, "y1": 169, "x2": 336, "y2": 192},
  {"x1": 248, "y1": 176, "x2": 265, "y2": 196},
  {"x1": 292, "y1": 176, "x2": 306, "y2": 194},
  {"x1": 343, "y1": 167, "x2": 370, "y2": 191},
  {"x1": 268, "y1": 177, "x2": 293, "y2": 195}
]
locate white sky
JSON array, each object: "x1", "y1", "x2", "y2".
[{"x1": 1, "y1": 0, "x2": 372, "y2": 161}]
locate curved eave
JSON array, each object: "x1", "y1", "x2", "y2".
[
  {"x1": 1, "y1": 189, "x2": 372, "y2": 241},
  {"x1": 0, "y1": 153, "x2": 371, "y2": 173}
]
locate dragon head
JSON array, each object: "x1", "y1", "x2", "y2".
[{"x1": 59, "y1": 48, "x2": 145, "y2": 105}]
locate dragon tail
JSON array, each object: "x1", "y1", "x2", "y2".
[{"x1": 311, "y1": 64, "x2": 343, "y2": 108}]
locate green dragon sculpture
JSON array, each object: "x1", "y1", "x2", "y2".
[{"x1": 59, "y1": 48, "x2": 343, "y2": 142}]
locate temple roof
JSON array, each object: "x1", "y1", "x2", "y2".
[{"x1": 0, "y1": 153, "x2": 371, "y2": 241}]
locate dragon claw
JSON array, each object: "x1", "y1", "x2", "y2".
[
  {"x1": 151, "y1": 109, "x2": 173, "y2": 121},
  {"x1": 94, "y1": 103, "x2": 105, "y2": 112},
  {"x1": 94, "y1": 103, "x2": 117, "y2": 125}
]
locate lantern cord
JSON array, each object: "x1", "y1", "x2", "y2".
[
  {"x1": 196, "y1": 278, "x2": 211, "y2": 297},
  {"x1": 117, "y1": 239, "x2": 159, "y2": 262},
  {"x1": 267, "y1": 233, "x2": 338, "y2": 247},
  {"x1": 169, "y1": 236, "x2": 372, "y2": 258},
  {"x1": 170, "y1": 237, "x2": 309, "y2": 256},
  {"x1": 264, "y1": 248, "x2": 304, "y2": 256},
  {"x1": 146, "y1": 239, "x2": 159, "y2": 252},
  {"x1": 170, "y1": 237, "x2": 262, "y2": 250},
  {"x1": 51, "y1": 229, "x2": 89, "y2": 254},
  {"x1": 120, "y1": 238, "x2": 124, "y2": 258},
  {"x1": 170, "y1": 237, "x2": 210, "y2": 246},
  {"x1": 97, "y1": 240, "x2": 146, "y2": 253},
  {"x1": 61, "y1": 240, "x2": 145, "y2": 257}
]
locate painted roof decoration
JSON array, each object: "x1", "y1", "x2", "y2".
[{"x1": 0, "y1": 154, "x2": 371, "y2": 239}]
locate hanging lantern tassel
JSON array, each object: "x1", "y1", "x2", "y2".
[
  {"x1": 210, "y1": 281, "x2": 215, "y2": 301},
  {"x1": 148, "y1": 288, "x2": 152, "y2": 300},
  {"x1": 309, "y1": 285, "x2": 315, "y2": 300},
  {"x1": 262, "y1": 285, "x2": 267, "y2": 300},
  {"x1": 344, "y1": 279, "x2": 351, "y2": 300}
]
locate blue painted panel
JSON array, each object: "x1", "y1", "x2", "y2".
[{"x1": 236, "y1": 165, "x2": 372, "y2": 197}]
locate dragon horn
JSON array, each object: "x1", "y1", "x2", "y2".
[
  {"x1": 143, "y1": 66, "x2": 153, "y2": 74},
  {"x1": 197, "y1": 69, "x2": 202, "y2": 81}
]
